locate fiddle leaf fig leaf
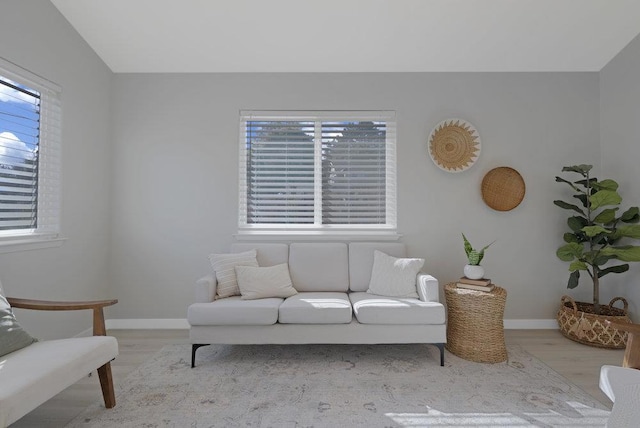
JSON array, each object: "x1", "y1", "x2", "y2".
[
  {"x1": 582, "y1": 225, "x2": 609, "y2": 237},
  {"x1": 576, "y1": 178, "x2": 598, "y2": 188},
  {"x1": 598, "y1": 264, "x2": 629, "y2": 278},
  {"x1": 555, "y1": 176, "x2": 580, "y2": 191},
  {"x1": 568, "y1": 216, "x2": 587, "y2": 232},
  {"x1": 592, "y1": 179, "x2": 619, "y2": 191},
  {"x1": 573, "y1": 194, "x2": 589, "y2": 208},
  {"x1": 600, "y1": 246, "x2": 640, "y2": 262},
  {"x1": 563, "y1": 233, "x2": 580, "y2": 243},
  {"x1": 621, "y1": 207, "x2": 640, "y2": 223},
  {"x1": 615, "y1": 225, "x2": 640, "y2": 239},
  {"x1": 593, "y1": 208, "x2": 618, "y2": 224},
  {"x1": 562, "y1": 165, "x2": 592, "y2": 175},
  {"x1": 568, "y1": 270, "x2": 580, "y2": 289},
  {"x1": 569, "y1": 260, "x2": 587, "y2": 272},
  {"x1": 554, "y1": 200, "x2": 585, "y2": 215},
  {"x1": 589, "y1": 190, "x2": 622, "y2": 210},
  {"x1": 557, "y1": 242, "x2": 583, "y2": 261},
  {"x1": 593, "y1": 254, "x2": 616, "y2": 266}
]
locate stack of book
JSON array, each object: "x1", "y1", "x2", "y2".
[{"x1": 456, "y1": 277, "x2": 495, "y2": 292}]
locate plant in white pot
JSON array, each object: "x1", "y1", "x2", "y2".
[
  {"x1": 462, "y1": 233, "x2": 494, "y2": 279},
  {"x1": 554, "y1": 164, "x2": 640, "y2": 348}
]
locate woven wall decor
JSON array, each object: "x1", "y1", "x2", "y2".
[
  {"x1": 481, "y1": 166, "x2": 526, "y2": 211},
  {"x1": 428, "y1": 119, "x2": 481, "y2": 172}
]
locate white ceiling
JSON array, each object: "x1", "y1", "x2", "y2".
[{"x1": 51, "y1": 0, "x2": 640, "y2": 73}]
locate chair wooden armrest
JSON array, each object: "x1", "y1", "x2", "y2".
[
  {"x1": 607, "y1": 320, "x2": 640, "y2": 369},
  {"x1": 7, "y1": 297, "x2": 118, "y2": 336},
  {"x1": 6, "y1": 297, "x2": 119, "y2": 409}
]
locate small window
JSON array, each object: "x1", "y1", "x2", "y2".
[
  {"x1": 238, "y1": 111, "x2": 397, "y2": 236},
  {"x1": 0, "y1": 60, "x2": 61, "y2": 242}
]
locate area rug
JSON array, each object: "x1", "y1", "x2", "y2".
[{"x1": 67, "y1": 344, "x2": 610, "y2": 427}]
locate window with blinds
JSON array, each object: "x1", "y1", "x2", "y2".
[
  {"x1": 239, "y1": 111, "x2": 396, "y2": 234},
  {"x1": 0, "y1": 61, "x2": 61, "y2": 240}
]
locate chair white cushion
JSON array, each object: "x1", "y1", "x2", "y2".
[
  {"x1": 600, "y1": 365, "x2": 640, "y2": 428},
  {"x1": 278, "y1": 292, "x2": 352, "y2": 324},
  {"x1": 367, "y1": 250, "x2": 423, "y2": 298},
  {"x1": 208, "y1": 249, "x2": 259, "y2": 299},
  {"x1": 0, "y1": 336, "x2": 118, "y2": 427},
  {"x1": 349, "y1": 243, "x2": 406, "y2": 292},
  {"x1": 288, "y1": 243, "x2": 349, "y2": 292},
  {"x1": 187, "y1": 297, "x2": 283, "y2": 325},
  {"x1": 235, "y1": 263, "x2": 298, "y2": 300},
  {"x1": 350, "y1": 292, "x2": 445, "y2": 325}
]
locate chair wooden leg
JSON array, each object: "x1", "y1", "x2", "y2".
[{"x1": 97, "y1": 361, "x2": 116, "y2": 408}]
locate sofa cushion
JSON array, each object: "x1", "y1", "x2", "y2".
[
  {"x1": 235, "y1": 263, "x2": 298, "y2": 300},
  {"x1": 288, "y1": 243, "x2": 349, "y2": 292},
  {"x1": 209, "y1": 249, "x2": 259, "y2": 299},
  {"x1": 230, "y1": 243, "x2": 289, "y2": 267},
  {"x1": 188, "y1": 297, "x2": 283, "y2": 325},
  {"x1": 278, "y1": 292, "x2": 352, "y2": 324},
  {"x1": 349, "y1": 243, "x2": 407, "y2": 292},
  {"x1": 367, "y1": 250, "x2": 423, "y2": 298},
  {"x1": 0, "y1": 293, "x2": 37, "y2": 358},
  {"x1": 349, "y1": 292, "x2": 445, "y2": 325}
]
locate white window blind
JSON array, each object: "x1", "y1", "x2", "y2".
[
  {"x1": 0, "y1": 59, "x2": 62, "y2": 240},
  {"x1": 239, "y1": 111, "x2": 396, "y2": 234}
]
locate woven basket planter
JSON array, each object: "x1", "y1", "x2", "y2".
[{"x1": 557, "y1": 295, "x2": 631, "y2": 349}]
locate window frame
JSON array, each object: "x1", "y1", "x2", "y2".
[
  {"x1": 237, "y1": 110, "x2": 398, "y2": 240},
  {"x1": 0, "y1": 57, "x2": 64, "y2": 252}
]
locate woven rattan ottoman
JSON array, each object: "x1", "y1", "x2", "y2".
[{"x1": 445, "y1": 282, "x2": 508, "y2": 363}]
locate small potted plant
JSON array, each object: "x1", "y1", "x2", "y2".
[
  {"x1": 462, "y1": 233, "x2": 494, "y2": 279},
  {"x1": 555, "y1": 164, "x2": 640, "y2": 348}
]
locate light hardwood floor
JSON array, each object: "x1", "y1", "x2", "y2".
[{"x1": 11, "y1": 329, "x2": 624, "y2": 427}]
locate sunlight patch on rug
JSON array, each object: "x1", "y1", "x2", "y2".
[{"x1": 67, "y1": 344, "x2": 610, "y2": 427}]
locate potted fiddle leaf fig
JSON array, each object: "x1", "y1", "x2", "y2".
[{"x1": 554, "y1": 164, "x2": 640, "y2": 348}]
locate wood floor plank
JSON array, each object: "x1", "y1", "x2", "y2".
[{"x1": 9, "y1": 329, "x2": 622, "y2": 427}]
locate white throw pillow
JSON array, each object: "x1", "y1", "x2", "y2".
[
  {"x1": 366, "y1": 250, "x2": 424, "y2": 298},
  {"x1": 209, "y1": 249, "x2": 259, "y2": 298},
  {"x1": 235, "y1": 263, "x2": 298, "y2": 300}
]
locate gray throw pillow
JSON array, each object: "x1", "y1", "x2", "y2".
[{"x1": 0, "y1": 293, "x2": 37, "y2": 357}]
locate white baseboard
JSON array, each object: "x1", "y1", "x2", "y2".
[{"x1": 105, "y1": 318, "x2": 558, "y2": 330}]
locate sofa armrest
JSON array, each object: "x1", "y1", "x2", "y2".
[
  {"x1": 195, "y1": 275, "x2": 217, "y2": 303},
  {"x1": 416, "y1": 273, "x2": 439, "y2": 302}
]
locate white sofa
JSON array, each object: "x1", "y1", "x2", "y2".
[
  {"x1": 188, "y1": 242, "x2": 446, "y2": 367},
  {"x1": 0, "y1": 281, "x2": 118, "y2": 428}
]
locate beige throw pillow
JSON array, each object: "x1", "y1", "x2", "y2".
[
  {"x1": 209, "y1": 249, "x2": 259, "y2": 299},
  {"x1": 235, "y1": 263, "x2": 298, "y2": 300},
  {"x1": 367, "y1": 250, "x2": 423, "y2": 298}
]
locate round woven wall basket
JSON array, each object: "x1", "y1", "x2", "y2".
[
  {"x1": 428, "y1": 119, "x2": 480, "y2": 173},
  {"x1": 557, "y1": 295, "x2": 631, "y2": 348},
  {"x1": 481, "y1": 167, "x2": 525, "y2": 211}
]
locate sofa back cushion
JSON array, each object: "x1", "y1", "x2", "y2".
[
  {"x1": 230, "y1": 243, "x2": 289, "y2": 267},
  {"x1": 288, "y1": 243, "x2": 349, "y2": 292},
  {"x1": 348, "y1": 242, "x2": 407, "y2": 292}
]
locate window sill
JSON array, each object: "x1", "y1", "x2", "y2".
[
  {"x1": 0, "y1": 236, "x2": 67, "y2": 254},
  {"x1": 234, "y1": 231, "x2": 402, "y2": 241}
]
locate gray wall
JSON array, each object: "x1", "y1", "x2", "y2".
[
  {"x1": 109, "y1": 72, "x2": 600, "y2": 321},
  {"x1": 5, "y1": 0, "x2": 631, "y2": 330},
  {"x1": 601, "y1": 33, "x2": 640, "y2": 319},
  {"x1": 0, "y1": 0, "x2": 113, "y2": 338}
]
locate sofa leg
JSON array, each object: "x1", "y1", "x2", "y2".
[
  {"x1": 191, "y1": 344, "x2": 210, "y2": 368},
  {"x1": 97, "y1": 361, "x2": 116, "y2": 408},
  {"x1": 435, "y1": 343, "x2": 445, "y2": 366}
]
